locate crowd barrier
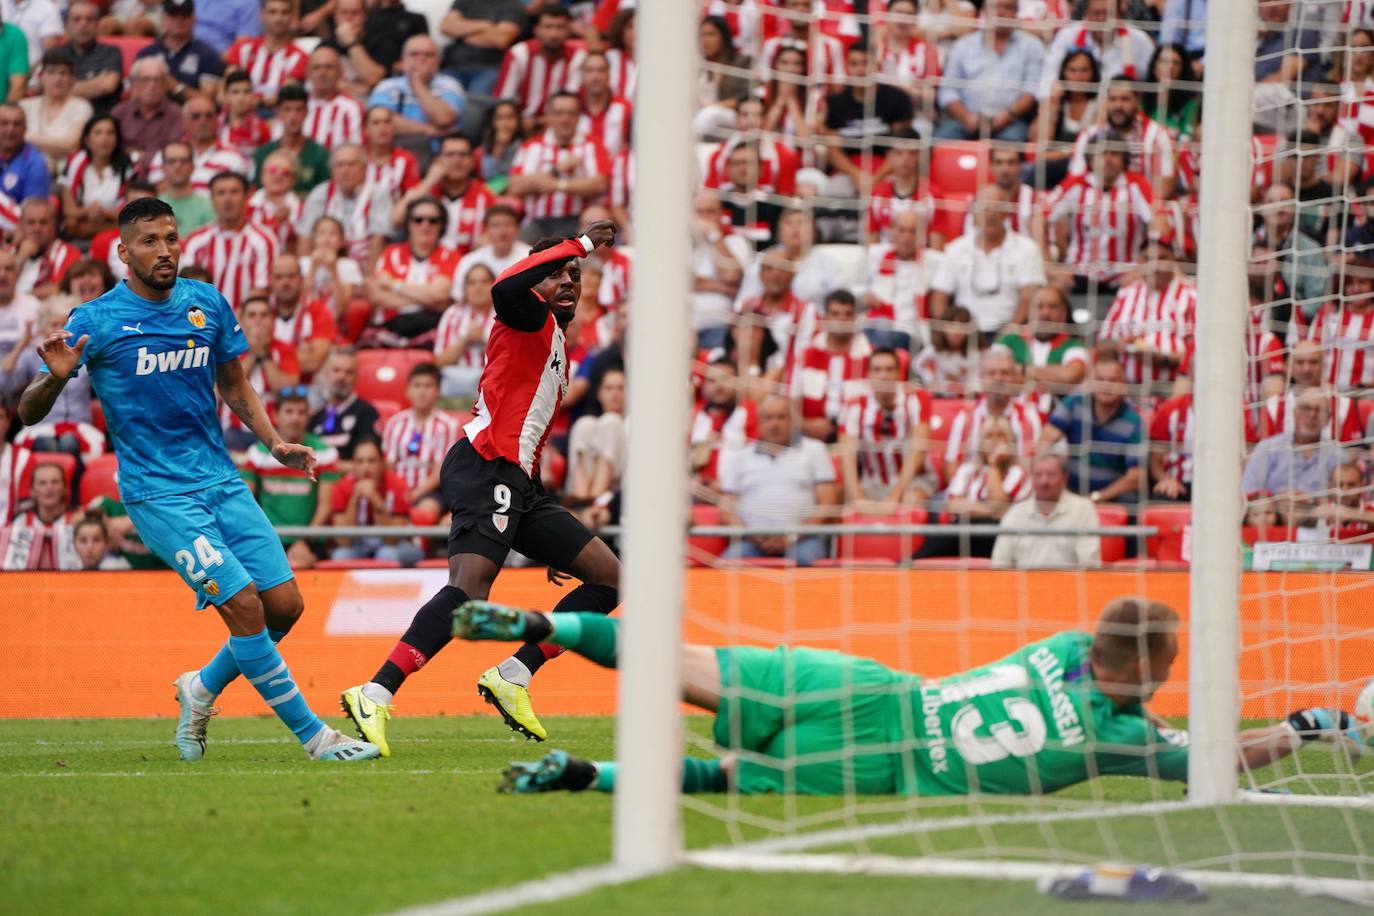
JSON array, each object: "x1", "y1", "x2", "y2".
[{"x1": 2, "y1": 569, "x2": 1370, "y2": 719}]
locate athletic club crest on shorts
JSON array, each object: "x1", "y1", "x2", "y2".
[
  {"x1": 187, "y1": 306, "x2": 207, "y2": 329},
  {"x1": 492, "y1": 513, "x2": 509, "y2": 533}
]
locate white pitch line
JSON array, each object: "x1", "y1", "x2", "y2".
[
  {"x1": 0, "y1": 768, "x2": 461, "y2": 778},
  {"x1": 388, "y1": 864, "x2": 657, "y2": 916}
]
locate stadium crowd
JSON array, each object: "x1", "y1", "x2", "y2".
[{"x1": 0, "y1": 0, "x2": 1371, "y2": 571}]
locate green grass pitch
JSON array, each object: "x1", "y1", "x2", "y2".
[{"x1": 2, "y1": 715, "x2": 1370, "y2": 915}]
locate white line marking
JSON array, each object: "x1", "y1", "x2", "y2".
[
  {"x1": 0, "y1": 768, "x2": 464, "y2": 778},
  {"x1": 388, "y1": 864, "x2": 656, "y2": 916}
]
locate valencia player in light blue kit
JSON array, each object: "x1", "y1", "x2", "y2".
[{"x1": 18, "y1": 198, "x2": 378, "y2": 762}]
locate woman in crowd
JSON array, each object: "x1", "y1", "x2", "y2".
[
  {"x1": 300, "y1": 215, "x2": 363, "y2": 326},
  {"x1": 762, "y1": 45, "x2": 819, "y2": 152},
  {"x1": 1145, "y1": 43, "x2": 1201, "y2": 138},
  {"x1": 248, "y1": 149, "x2": 304, "y2": 252},
  {"x1": 695, "y1": 14, "x2": 753, "y2": 139},
  {"x1": 434, "y1": 262, "x2": 496, "y2": 399},
  {"x1": 915, "y1": 306, "x2": 980, "y2": 397},
  {"x1": 60, "y1": 258, "x2": 116, "y2": 301},
  {"x1": 478, "y1": 99, "x2": 526, "y2": 194},
  {"x1": 914, "y1": 417, "x2": 1027, "y2": 559},
  {"x1": 21, "y1": 50, "x2": 93, "y2": 171},
  {"x1": 58, "y1": 115, "x2": 135, "y2": 240},
  {"x1": 565, "y1": 367, "x2": 628, "y2": 532},
  {"x1": 1029, "y1": 49, "x2": 1101, "y2": 190}
]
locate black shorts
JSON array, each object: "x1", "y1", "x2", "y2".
[{"x1": 441, "y1": 438, "x2": 595, "y2": 569}]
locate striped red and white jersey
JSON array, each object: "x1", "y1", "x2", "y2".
[
  {"x1": 224, "y1": 37, "x2": 308, "y2": 99},
  {"x1": 180, "y1": 221, "x2": 279, "y2": 310},
  {"x1": 1047, "y1": 171, "x2": 1153, "y2": 281},
  {"x1": 865, "y1": 244, "x2": 940, "y2": 328},
  {"x1": 15, "y1": 240, "x2": 80, "y2": 295},
  {"x1": 246, "y1": 188, "x2": 302, "y2": 251},
  {"x1": 305, "y1": 93, "x2": 364, "y2": 148},
  {"x1": 842, "y1": 382, "x2": 933, "y2": 489},
  {"x1": 58, "y1": 149, "x2": 127, "y2": 209},
  {"x1": 0, "y1": 189, "x2": 18, "y2": 235},
  {"x1": 866, "y1": 177, "x2": 933, "y2": 242},
  {"x1": 217, "y1": 112, "x2": 272, "y2": 159},
  {"x1": 609, "y1": 147, "x2": 634, "y2": 210},
  {"x1": 603, "y1": 47, "x2": 636, "y2": 99},
  {"x1": 1245, "y1": 307, "x2": 1287, "y2": 396},
  {"x1": 945, "y1": 460, "x2": 1028, "y2": 503},
  {"x1": 1156, "y1": 195, "x2": 1199, "y2": 262},
  {"x1": 0, "y1": 441, "x2": 30, "y2": 523},
  {"x1": 596, "y1": 248, "x2": 632, "y2": 308},
  {"x1": 381, "y1": 408, "x2": 463, "y2": 491},
  {"x1": 0, "y1": 509, "x2": 80, "y2": 571},
  {"x1": 374, "y1": 243, "x2": 462, "y2": 323},
  {"x1": 1178, "y1": 135, "x2": 1269, "y2": 197},
  {"x1": 1097, "y1": 277, "x2": 1197, "y2": 385},
  {"x1": 145, "y1": 142, "x2": 250, "y2": 194},
  {"x1": 1258, "y1": 391, "x2": 1363, "y2": 444},
  {"x1": 496, "y1": 39, "x2": 587, "y2": 119},
  {"x1": 1307, "y1": 303, "x2": 1374, "y2": 391},
  {"x1": 877, "y1": 33, "x2": 940, "y2": 83},
  {"x1": 960, "y1": 183, "x2": 1038, "y2": 237},
  {"x1": 465, "y1": 237, "x2": 595, "y2": 477},
  {"x1": 433, "y1": 181, "x2": 495, "y2": 255},
  {"x1": 1342, "y1": 78, "x2": 1374, "y2": 158},
  {"x1": 791, "y1": 333, "x2": 872, "y2": 421},
  {"x1": 12, "y1": 421, "x2": 105, "y2": 463},
  {"x1": 273, "y1": 296, "x2": 338, "y2": 351},
  {"x1": 576, "y1": 95, "x2": 633, "y2": 155},
  {"x1": 704, "y1": 134, "x2": 800, "y2": 195},
  {"x1": 510, "y1": 133, "x2": 611, "y2": 221},
  {"x1": 758, "y1": 31, "x2": 846, "y2": 88},
  {"x1": 1069, "y1": 112, "x2": 1176, "y2": 184},
  {"x1": 1149, "y1": 394, "x2": 1197, "y2": 485},
  {"x1": 366, "y1": 148, "x2": 421, "y2": 198},
  {"x1": 733, "y1": 291, "x2": 818, "y2": 371},
  {"x1": 689, "y1": 399, "x2": 759, "y2": 485},
  {"x1": 944, "y1": 396, "x2": 1043, "y2": 468},
  {"x1": 434, "y1": 303, "x2": 496, "y2": 368}
]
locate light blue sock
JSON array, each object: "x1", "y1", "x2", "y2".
[
  {"x1": 199, "y1": 628, "x2": 288, "y2": 697},
  {"x1": 227, "y1": 630, "x2": 323, "y2": 744}
]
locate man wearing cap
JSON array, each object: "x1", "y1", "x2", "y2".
[{"x1": 135, "y1": 0, "x2": 224, "y2": 102}]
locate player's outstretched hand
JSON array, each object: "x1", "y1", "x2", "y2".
[
  {"x1": 546, "y1": 566, "x2": 572, "y2": 587},
  {"x1": 273, "y1": 441, "x2": 318, "y2": 482},
  {"x1": 582, "y1": 219, "x2": 617, "y2": 250},
  {"x1": 36, "y1": 330, "x2": 88, "y2": 380}
]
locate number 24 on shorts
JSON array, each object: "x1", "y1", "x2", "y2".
[{"x1": 176, "y1": 535, "x2": 225, "y2": 583}]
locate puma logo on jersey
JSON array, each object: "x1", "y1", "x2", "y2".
[
  {"x1": 135, "y1": 344, "x2": 211, "y2": 375},
  {"x1": 121, "y1": 323, "x2": 143, "y2": 334}
]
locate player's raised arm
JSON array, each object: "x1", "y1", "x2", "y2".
[
  {"x1": 18, "y1": 329, "x2": 89, "y2": 425},
  {"x1": 215, "y1": 358, "x2": 318, "y2": 481},
  {"x1": 490, "y1": 220, "x2": 617, "y2": 331}
]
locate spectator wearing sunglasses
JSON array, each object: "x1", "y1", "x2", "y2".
[
  {"x1": 241, "y1": 386, "x2": 342, "y2": 570},
  {"x1": 379, "y1": 362, "x2": 461, "y2": 522},
  {"x1": 364, "y1": 197, "x2": 461, "y2": 347}
]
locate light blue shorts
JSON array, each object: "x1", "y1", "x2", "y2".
[{"x1": 126, "y1": 477, "x2": 294, "y2": 609}]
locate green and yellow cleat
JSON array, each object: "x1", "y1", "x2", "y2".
[
  {"x1": 339, "y1": 685, "x2": 393, "y2": 758},
  {"x1": 477, "y1": 666, "x2": 548, "y2": 742},
  {"x1": 453, "y1": 600, "x2": 531, "y2": 641}
]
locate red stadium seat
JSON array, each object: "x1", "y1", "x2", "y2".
[
  {"x1": 928, "y1": 141, "x2": 988, "y2": 201},
  {"x1": 688, "y1": 503, "x2": 729, "y2": 566},
  {"x1": 79, "y1": 453, "x2": 120, "y2": 507},
  {"x1": 372, "y1": 398, "x2": 402, "y2": 428},
  {"x1": 837, "y1": 507, "x2": 927, "y2": 563},
  {"x1": 927, "y1": 398, "x2": 970, "y2": 445},
  {"x1": 541, "y1": 448, "x2": 567, "y2": 491},
  {"x1": 313, "y1": 558, "x2": 401, "y2": 569},
  {"x1": 929, "y1": 195, "x2": 972, "y2": 244},
  {"x1": 1252, "y1": 133, "x2": 1280, "y2": 188},
  {"x1": 355, "y1": 350, "x2": 433, "y2": 404},
  {"x1": 1241, "y1": 525, "x2": 1292, "y2": 545},
  {"x1": 1095, "y1": 503, "x2": 1129, "y2": 563},
  {"x1": 340, "y1": 298, "x2": 374, "y2": 342},
  {"x1": 1141, "y1": 505, "x2": 1190, "y2": 563},
  {"x1": 103, "y1": 35, "x2": 154, "y2": 75},
  {"x1": 17, "y1": 452, "x2": 78, "y2": 503}
]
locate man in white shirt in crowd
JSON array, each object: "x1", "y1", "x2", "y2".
[
  {"x1": 992, "y1": 453, "x2": 1102, "y2": 569},
  {"x1": 452, "y1": 203, "x2": 523, "y2": 301}
]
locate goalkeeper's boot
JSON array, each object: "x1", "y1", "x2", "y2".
[
  {"x1": 172, "y1": 671, "x2": 218, "y2": 762},
  {"x1": 1287, "y1": 708, "x2": 1363, "y2": 745},
  {"x1": 339, "y1": 685, "x2": 393, "y2": 758},
  {"x1": 303, "y1": 726, "x2": 381, "y2": 761},
  {"x1": 453, "y1": 600, "x2": 539, "y2": 642},
  {"x1": 500, "y1": 750, "x2": 597, "y2": 793},
  {"x1": 477, "y1": 666, "x2": 548, "y2": 742}
]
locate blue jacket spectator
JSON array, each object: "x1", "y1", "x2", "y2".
[{"x1": 0, "y1": 104, "x2": 50, "y2": 203}]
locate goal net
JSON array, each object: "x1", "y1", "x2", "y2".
[{"x1": 615, "y1": 0, "x2": 1374, "y2": 904}]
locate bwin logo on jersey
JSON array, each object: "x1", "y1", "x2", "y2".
[{"x1": 135, "y1": 343, "x2": 211, "y2": 375}]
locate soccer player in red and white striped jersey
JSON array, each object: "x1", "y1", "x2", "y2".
[
  {"x1": 223, "y1": 0, "x2": 308, "y2": 103},
  {"x1": 362, "y1": 107, "x2": 421, "y2": 197},
  {"x1": 790, "y1": 290, "x2": 871, "y2": 441},
  {"x1": 1097, "y1": 239, "x2": 1195, "y2": 388},
  {"x1": 394, "y1": 135, "x2": 493, "y2": 256},
  {"x1": 180, "y1": 173, "x2": 279, "y2": 311},
  {"x1": 340, "y1": 221, "x2": 623, "y2": 752},
  {"x1": 1068, "y1": 79, "x2": 1176, "y2": 198},
  {"x1": 1047, "y1": 132, "x2": 1153, "y2": 285},
  {"x1": 575, "y1": 51, "x2": 632, "y2": 155},
  {"x1": 495, "y1": 7, "x2": 586, "y2": 128},
  {"x1": 304, "y1": 45, "x2": 364, "y2": 148},
  {"x1": 509, "y1": 92, "x2": 611, "y2": 235},
  {"x1": 379, "y1": 363, "x2": 461, "y2": 512},
  {"x1": 1306, "y1": 259, "x2": 1374, "y2": 393},
  {"x1": 839, "y1": 348, "x2": 935, "y2": 509}
]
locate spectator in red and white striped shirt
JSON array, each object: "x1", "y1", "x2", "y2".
[
  {"x1": 1097, "y1": 238, "x2": 1195, "y2": 390},
  {"x1": 380, "y1": 362, "x2": 461, "y2": 518},
  {"x1": 944, "y1": 349, "x2": 1042, "y2": 468},
  {"x1": 361, "y1": 107, "x2": 421, "y2": 199},
  {"x1": 576, "y1": 51, "x2": 632, "y2": 156},
  {"x1": 915, "y1": 417, "x2": 1028, "y2": 560},
  {"x1": 865, "y1": 208, "x2": 941, "y2": 352},
  {"x1": 1259, "y1": 340, "x2": 1366, "y2": 444},
  {"x1": 961, "y1": 146, "x2": 1040, "y2": 242},
  {"x1": 435, "y1": 262, "x2": 496, "y2": 398},
  {"x1": 145, "y1": 96, "x2": 251, "y2": 196},
  {"x1": 247, "y1": 149, "x2": 303, "y2": 252},
  {"x1": 1068, "y1": 78, "x2": 1176, "y2": 200},
  {"x1": 878, "y1": 0, "x2": 940, "y2": 122},
  {"x1": 222, "y1": 295, "x2": 300, "y2": 451},
  {"x1": 393, "y1": 134, "x2": 493, "y2": 256},
  {"x1": 270, "y1": 253, "x2": 336, "y2": 379},
  {"x1": 1307, "y1": 256, "x2": 1374, "y2": 393},
  {"x1": 297, "y1": 142, "x2": 395, "y2": 272},
  {"x1": 866, "y1": 129, "x2": 929, "y2": 244},
  {"x1": 180, "y1": 172, "x2": 279, "y2": 311},
  {"x1": 509, "y1": 91, "x2": 611, "y2": 241},
  {"x1": 1047, "y1": 130, "x2": 1153, "y2": 290},
  {"x1": 1148, "y1": 393, "x2": 1197, "y2": 501},
  {"x1": 12, "y1": 197, "x2": 80, "y2": 300},
  {"x1": 791, "y1": 290, "x2": 871, "y2": 442},
  {"x1": 224, "y1": 0, "x2": 308, "y2": 105},
  {"x1": 496, "y1": 6, "x2": 585, "y2": 133},
  {"x1": 703, "y1": 98, "x2": 801, "y2": 198},
  {"x1": 756, "y1": 0, "x2": 846, "y2": 89},
  {"x1": 304, "y1": 45, "x2": 363, "y2": 148},
  {"x1": 839, "y1": 347, "x2": 935, "y2": 512},
  {"x1": 690, "y1": 357, "x2": 758, "y2": 491}
]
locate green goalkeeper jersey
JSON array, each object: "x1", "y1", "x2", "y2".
[{"x1": 899, "y1": 631, "x2": 1190, "y2": 796}]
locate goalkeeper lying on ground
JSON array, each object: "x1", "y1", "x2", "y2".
[{"x1": 453, "y1": 596, "x2": 1367, "y2": 795}]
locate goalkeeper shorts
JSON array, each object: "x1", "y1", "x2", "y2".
[{"x1": 712, "y1": 645, "x2": 907, "y2": 796}]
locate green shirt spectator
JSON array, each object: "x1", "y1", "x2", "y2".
[
  {"x1": 98, "y1": 496, "x2": 168, "y2": 570},
  {"x1": 253, "y1": 137, "x2": 331, "y2": 195},
  {"x1": 162, "y1": 191, "x2": 215, "y2": 236},
  {"x1": 240, "y1": 432, "x2": 342, "y2": 541},
  {"x1": 0, "y1": 24, "x2": 29, "y2": 103}
]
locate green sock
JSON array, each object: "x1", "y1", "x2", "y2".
[
  {"x1": 593, "y1": 761, "x2": 617, "y2": 792},
  {"x1": 682, "y1": 757, "x2": 726, "y2": 793},
  {"x1": 548, "y1": 612, "x2": 619, "y2": 668}
]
